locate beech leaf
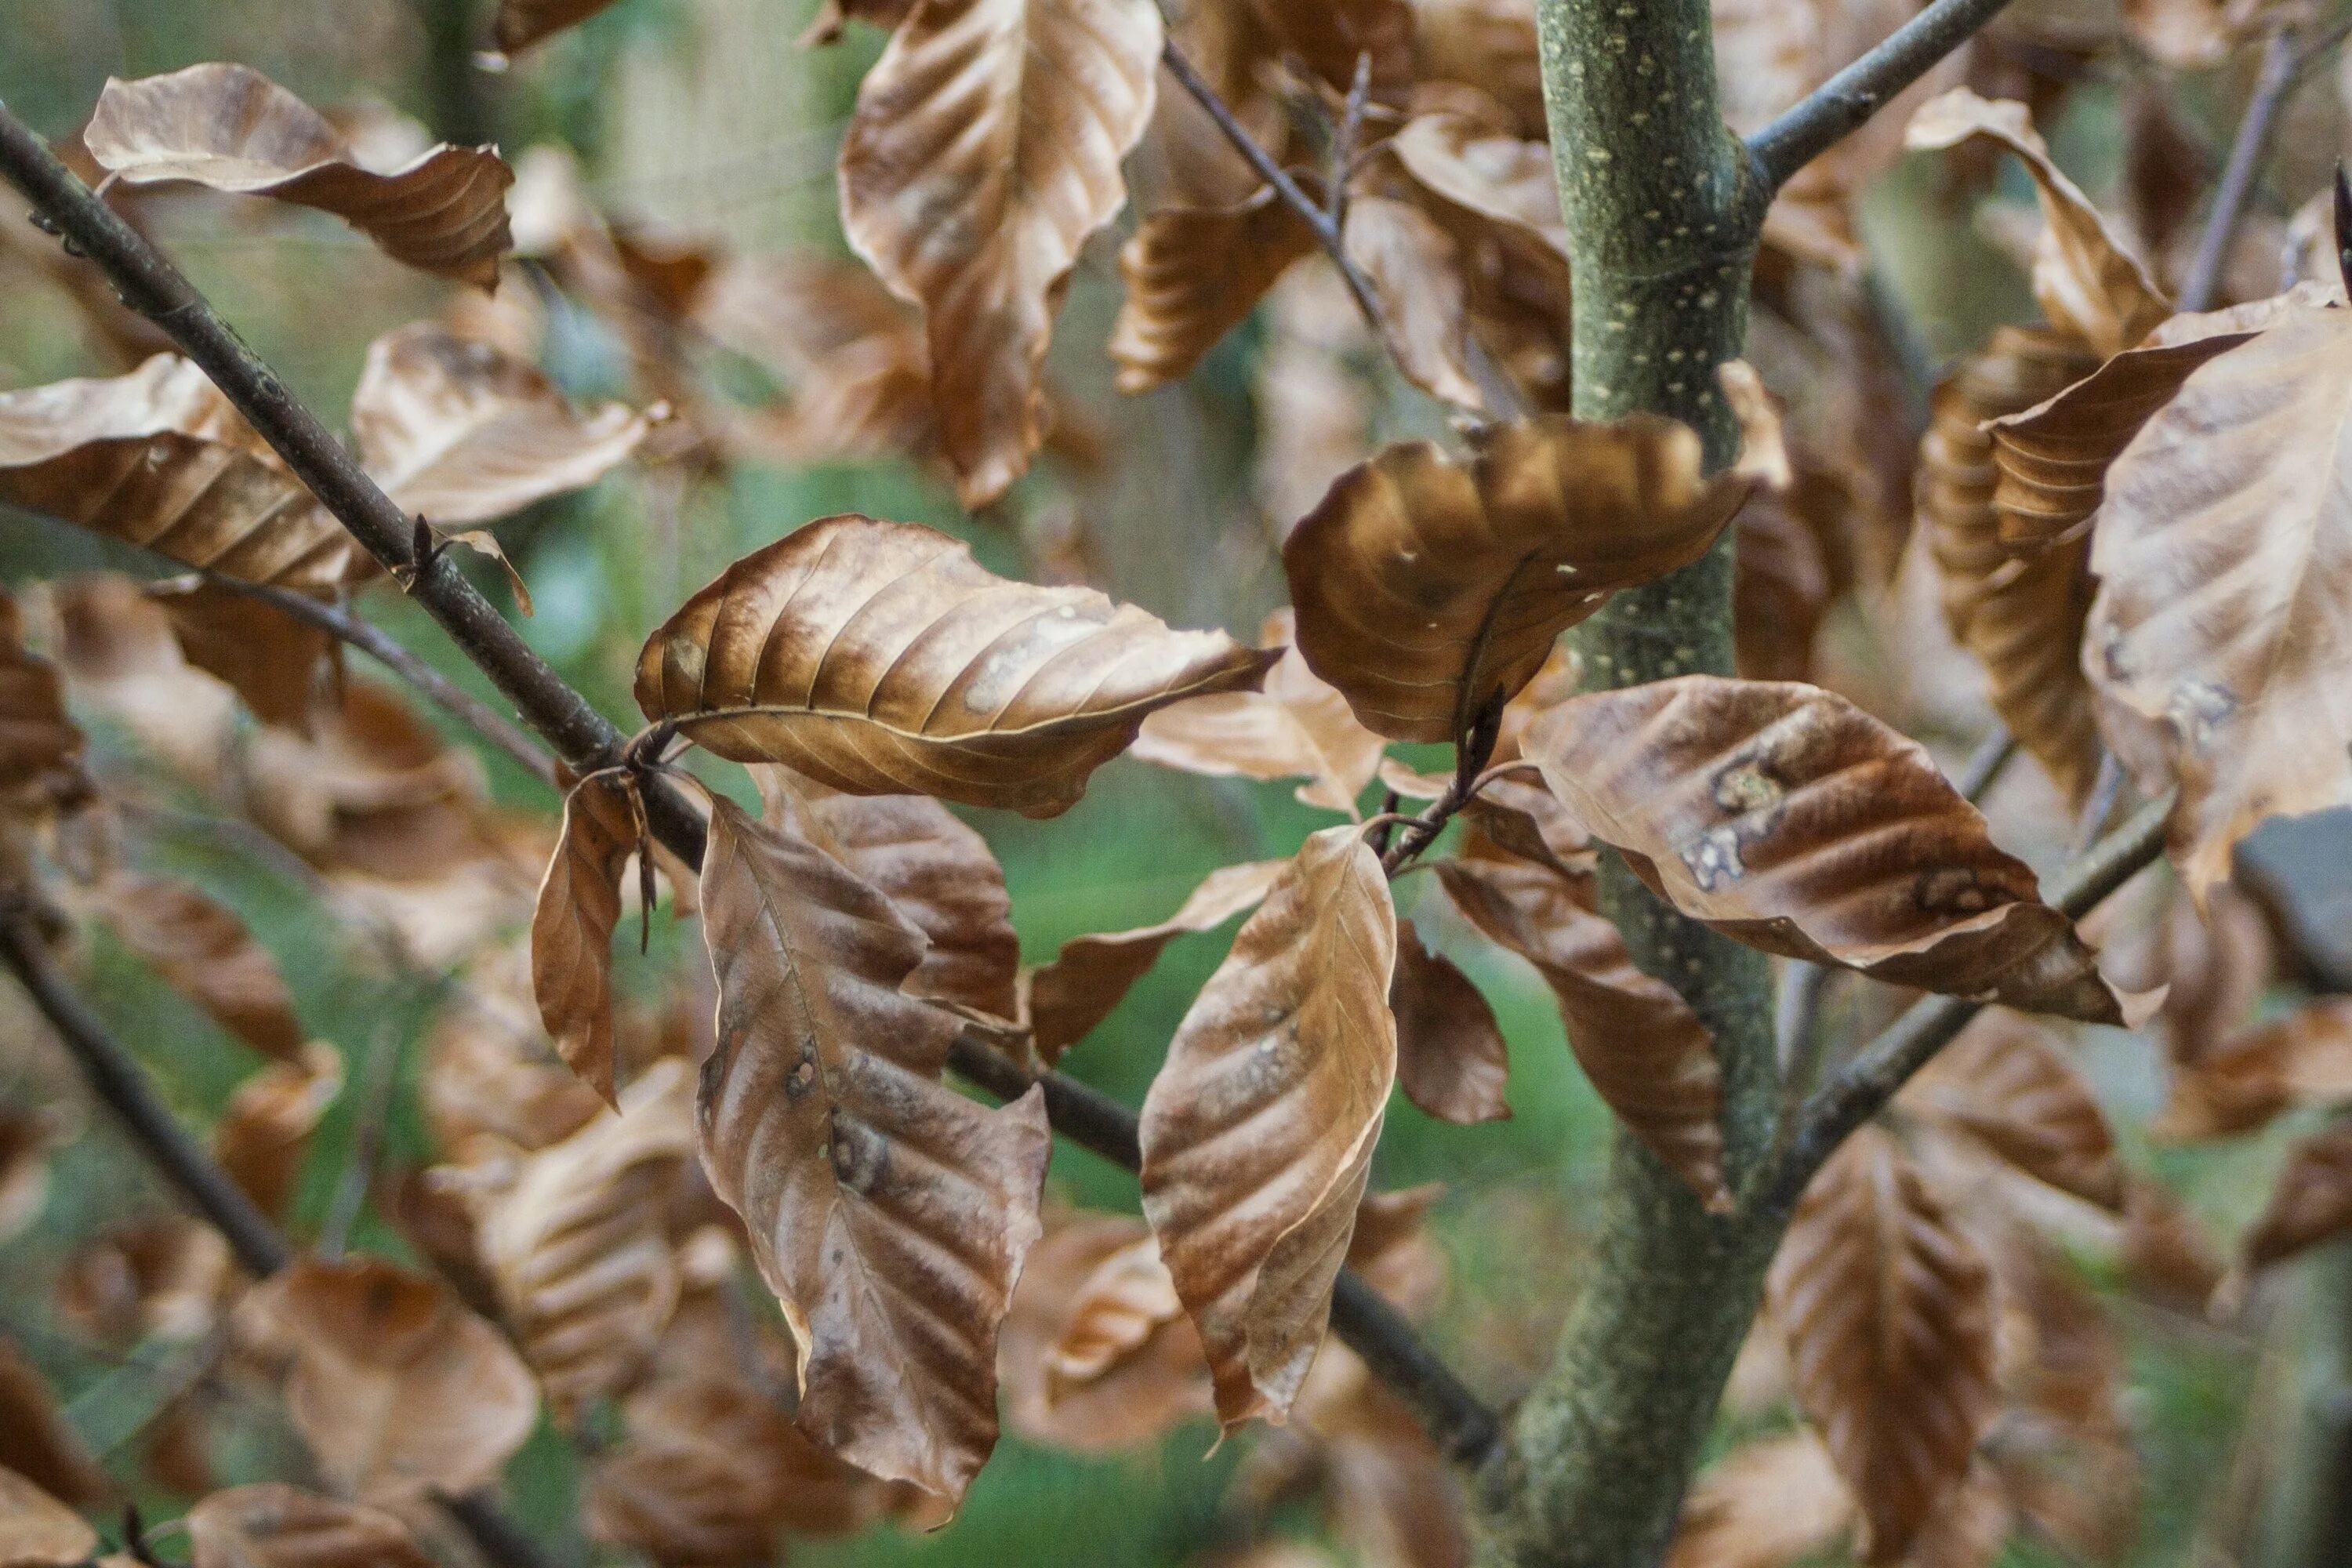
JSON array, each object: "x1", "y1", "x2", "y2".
[
  {"x1": 1435, "y1": 855, "x2": 1727, "y2": 1209},
  {"x1": 1243, "y1": 0, "x2": 1414, "y2": 99},
  {"x1": 1526, "y1": 677, "x2": 2129, "y2": 1022},
  {"x1": 95, "y1": 874, "x2": 305, "y2": 1062},
  {"x1": 1390, "y1": 922, "x2": 1512, "y2": 1126},
  {"x1": 85, "y1": 65, "x2": 514, "y2": 288},
  {"x1": 186, "y1": 1485, "x2": 432, "y2": 1568},
  {"x1": 636, "y1": 515, "x2": 1274, "y2": 817},
  {"x1": 839, "y1": 0, "x2": 1163, "y2": 506},
  {"x1": 1341, "y1": 194, "x2": 1486, "y2": 411},
  {"x1": 1110, "y1": 187, "x2": 1318, "y2": 394},
  {"x1": 1284, "y1": 379, "x2": 1783, "y2": 742},
  {"x1": 697, "y1": 795, "x2": 1051, "y2": 1501},
  {"x1": 0, "y1": 591, "x2": 82, "y2": 797},
  {"x1": 0, "y1": 1468, "x2": 97, "y2": 1568},
  {"x1": 1768, "y1": 1125, "x2": 2000, "y2": 1564},
  {"x1": 2242, "y1": 1117, "x2": 2352, "y2": 1272},
  {"x1": 151, "y1": 583, "x2": 333, "y2": 732},
  {"x1": 530, "y1": 771, "x2": 639, "y2": 1104},
  {"x1": 1904, "y1": 1011, "x2": 2123, "y2": 1211},
  {"x1": 1139, "y1": 824, "x2": 1397, "y2": 1429}
]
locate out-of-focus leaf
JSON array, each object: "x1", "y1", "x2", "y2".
[
  {"x1": 471, "y1": 1058, "x2": 693, "y2": 1420},
  {"x1": 802, "y1": 0, "x2": 921, "y2": 45},
  {"x1": 249, "y1": 1256, "x2": 538, "y2": 1500},
  {"x1": 1665, "y1": 1432, "x2": 1853, "y2": 1568},
  {"x1": 0, "y1": 357, "x2": 368, "y2": 597},
  {"x1": 999, "y1": 1213, "x2": 1213, "y2": 1453},
  {"x1": 0, "y1": 1105, "x2": 69, "y2": 1248},
  {"x1": 2085, "y1": 296, "x2": 2352, "y2": 898},
  {"x1": 1733, "y1": 489, "x2": 1833, "y2": 684},
  {"x1": 529, "y1": 771, "x2": 639, "y2": 1105},
  {"x1": 1025, "y1": 859, "x2": 1287, "y2": 1062},
  {"x1": 0, "y1": 1468, "x2": 97, "y2": 1568},
  {"x1": 1285, "y1": 386, "x2": 1783, "y2": 742},
  {"x1": 0, "y1": 1339, "x2": 105, "y2": 1506},
  {"x1": 839, "y1": 0, "x2": 1162, "y2": 505},
  {"x1": 1527, "y1": 677, "x2": 2129, "y2": 1022},
  {"x1": 54, "y1": 1221, "x2": 234, "y2": 1351},
  {"x1": 1341, "y1": 194, "x2": 1486, "y2": 410},
  {"x1": 1410, "y1": 0, "x2": 1544, "y2": 135},
  {"x1": 1391, "y1": 921, "x2": 1511, "y2": 1125},
  {"x1": 2153, "y1": 998, "x2": 2352, "y2": 1142},
  {"x1": 186, "y1": 1484, "x2": 431, "y2": 1568},
  {"x1": 2242, "y1": 1117, "x2": 2352, "y2": 1271},
  {"x1": 1134, "y1": 608, "x2": 1388, "y2": 816},
  {"x1": 1245, "y1": 0, "x2": 1414, "y2": 98},
  {"x1": 637, "y1": 516, "x2": 1273, "y2": 816},
  {"x1": 1904, "y1": 89, "x2": 2169, "y2": 358},
  {"x1": 757, "y1": 767, "x2": 1022, "y2": 1021},
  {"x1": 350, "y1": 324, "x2": 651, "y2": 525},
  {"x1": 212, "y1": 1043, "x2": 343, "y2": 1222},
  {"x1": 0, "y1": 590, "x2": 82, "y2": 800},
  {"x1": 2155, "y1": 880, "x2": 2274, "y2": 1065},
  {"x1": 1140, "y1": 825, "x2": 1396, "y2": 1429},
  {"x1": 1435, "y1": 855, "x2": 1727, "y2": 1209},
  {"x1": 696, "y1": 796, "x2": 1049, "y2": 1501},
  {"x1": 85, "y1": 65, "x2": 513, "y2": 288},
  {"x1": 1769, "y1": 1126, "x2": 1999, "y2": 1564},
  {"x1": 93, "y1": 874, "x2": 305, "y2": 1062},
  {"x1": 150, "y1": 583, "x2": 332, "y2": 732},
  {"x1": 423, "y1": 965, "x2": 605, "y2": 1157},
  {"x1": 1904, "y1": 1011, "x2": 2122, "y2": 1210},
  {"x1": 492, "y1": 0, "x2": 624, "y2": 53},
  {"x1": 1110, "y1": 187, "x2": 1318, "y2": 394}
]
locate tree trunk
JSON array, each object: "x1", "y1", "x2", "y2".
[{"x1": 1475, "y1": 6, "x2": 1782, "y2": 1566}]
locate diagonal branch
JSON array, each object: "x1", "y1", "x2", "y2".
[
  {"x1": 2177, "y1": 21, "x2": 2303, "y2": 314},
  {"x1": 1748, "y1": 0, "x2": 2021, "y2": 190},
  {"x1": 0, "y1": 97, "x2": 1502, "y2": 1470}
]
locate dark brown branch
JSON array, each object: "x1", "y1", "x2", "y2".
[
  {"x1": 1762, "y1": 790, "x2": 2173, "y2": 1214},
  {"x1": 0, "y1": 96, "x2": 1502, "y2": 1469},
  {"x1": 2178, "y1": 23, "x2": 2302, "y2": 314},
  {"x1": 1748, "y1": 0, "x2": 2022, "y2": 189}
]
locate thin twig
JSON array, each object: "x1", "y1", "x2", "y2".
[
  {"x1": 0, "y1": 99, "x2": 1502, "y2": 1469},
  {"x1": 1749, "y1": 0, "x2": 2024, "y2": 189},
  {"x1": 1762, "y1": 791, "x2": 2173, "y2": 1214},
  {"x1": 2180, "y1": 24, "x2": 2303, "y2": 314},
  {"x1": 2070, "y1": 750, "x2": 2126, "y2": 858},
  {"x1": 1955, "y1": 725, "x2": 2018, "y2": 804},
  {"x1": 1327, "y1": 51, "x2": 1374, "y2": 232}
]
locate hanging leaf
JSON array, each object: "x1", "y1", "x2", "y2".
[
  {"x1": 1665, "y1": 1432, "x2": 1854, "y2": 1568},
  {"x1": 838, "y1": 0, "x2": 1163, "y2": 506},
  {"x1": 1284, "y1": 380, "x2": 1784, "y2": 742},
  {"x1": 1434, "y1": 855, "x2": 1728, "y2": 1210},
  {"x1": 85, "y1": 65, "x2": 514, "y2": 288},
  {"x1": 93, "y1": 874, "x2": 306, "y2": 1062},
  {"x1": 1341, "y1": 194, "x2": 1486, "y2": 410},
  {"x1": 0, "y1": 1468, "x2": 98, "y2": 1568},
  {"x1": 1110, "y1": 187, "x2": 1319, "y2": 394},
  {"x1": 0, "y1": 590, "x2": 82, "y2": 797},
  {"x1": 350, "y1": 324, "x2": 652, "y2": 526},
  {"x1": 1391, "y1": 921, "x2": 1512, "y2": 1125},
  {"x1": 248, "y1": 1255, "x2": 539, "y2": 1499},
  {"x1": 696, "y1": 795, "x2": 1050, "y2": 1501},
  {"x1": 1904, "y1": 89, "x2": 2169, "y2": 358},
  {"x1": 1769, "y1": 1126, "x2": 2000, "y2": 1564},
  {"x1": 1243, "y1": 0, "x2": 1414, "y2": 99},
  {"x1": 492, "y1": 0, "x2": 626, "y2": 53},
  {"x1": 150, "y1": 583, "x2": 332, "y2": 732},
  {"x1": 0, "y1": 356, "x2": 368, "y2": 597},
  {"x1": 530, "y1": 771, "x2": 640, "y2": 1105},
  {"x1": 2153, "y1": 998, "x2": 2352, "y2": 1142},
  {"x1": 186, "y1": 1485, "x2": 432, "y2": 1568},
  {"x1": 0, "y1": 1341, "x2": 103, "y2": 1508},
  {"x1": 1026, "y1": 859, "x2": 1287, "y2": 1061},
  {"x1": 212, "y1": 1042, "x2": 343, "y2": 1222},
  {"x1": 2085, "y1": 296, "x2": 2352, "y2": 898},
  {"x1": 1133, "y1": 608, "x2": 1389, "y2": 816},
  {"x1": 1139, "y1": 825, "x2": 1397, "y2": 1429},
  {"x1": 2242, "y1": 1117, "x2": 2352, "y2": 1272},
  {"x1": 1904, "y1": 1011, "x2": 2122, "y2": 1210},
  {"x1": 1526, "y1": 677, "x2": 2129, "y2": 1022},
  {"x1": 636, "y1": 516, "x2": 1273, "y2": 817},
  {"x1": 756, "y1": 767, "x2": 1022, "y2": 1020}
]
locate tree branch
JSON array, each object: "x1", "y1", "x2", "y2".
[
  {"x1": 0, "y1": 913, "x2": 557, "y2": 1568},
  {"x1": 2178, "y1": 22, "x2": 2302, "y2": 314},
  {"x1": 1748, "y1": 0, "x2": 2022, "y2": 190},
  {"x1": 0, "y1": 96, "x2": 1501, "y2": 1470}
]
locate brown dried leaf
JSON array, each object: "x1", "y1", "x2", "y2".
[
  {"x1": 1245, "y1": 0, "x2": 1414, "y2": 99},
  {"x1": 0, "y1": 357, "x2": 368, "y2": 597},
  {"x1": 151, "y1": 583, "x2": 332, "y2": 732},
  {"x1": 95, "y1": 875, "x2": 305, "y2": 1061},
  {"x1": 1391, "y1": 921, "x2": 1511, "y2": 1125},
  {"x1": 1026, "y1": 859, "x2": 1287, "y2": 1061},
  {"x1": 0, "y1": 1106, "x2": 69, "y2": 1248},
  {"x1": 0, "y1": 1468, "x2": 97, "y2": 1568},
  {"x1": 351, "y1": 324, "x2": 651, "y2": 526},
  {"x1": 1000, "y1": 1213, "x2": 1213, "y2": 1453},
  {"x1": 0, "y1": 1340, "x2": 104, "y2": 1508},
  {"x1": 1110, "y1": 187, "x2": 1318, "y2": 394},
  {"x1": 492, "y1": 0, "x2": 624, "y2": 53},
  {"x1": 1285, "y1": 390, "x2": 1782, "y2": 742},
  {"x1": 529, "y1": 771, "x2": 638, "y2": 1105},
  {"x1": 249, "y1": 1255, "x2": 538, "y2": 1499},
  {"x1": 186, "y1": 1485, "x2": 430, "y2": 1568},
  {"x1": 2085, "y1": 296, "x2": 2352, "y2": 898},
  {"x1": 1341, "y1": 194, "x2": 1486, "y2": 410},
  {"x1": 1409, "y1": 0, "x2": 1544, "y2": 136},
  {"x1": 85, "y1": 65, "x2": 513, "y2": 288},
  {"x1": 1666, "y1": 1432, "x2": 1854, "y2": 1568},
  {"x1": 697, "y1": 795, "x2": 1050, "y2": 1501},
  {"x1": 756, "y1": 767, "x2": 1021, "y2": 1020},
  {"x1": 54, "y1": 1220, "x2": 234, "y2": 1351},
  {"x1": 1140, "y1": 826, "x2": 1397, "y2": 1429},
  {"x1": 2154, "y1": 998, "x2": 2352, "y2": 1142},
  {"x1": 1134, "y1": 608, "x2": 1389, "y2": 816},
  {"x1": 839, "y1": 0, "x2": 1162, "y2": 506},
  {"x1": 1904, "y1": 89, "x2": 2169, "y2": 358},
  {"x1": 1526, "y1": 677, "x2": 2128, "y2": 1022},
  {"x1": 1769, "y1": 1126, "x2": 2000, "y2": 1564},
  {"x1": 2156, "y1": 880, "x2": 2274, "y2": 1066},
  {"x1": 1905, "y1": 1011, "x2": 2122, "y2": 1210},
  {"x1": 214, "y1": 1043, "x2": 343, "y2": 1222},
  {"x1": 1435, "y1": 855, "x2": 1728, "y2": 1209},
  {"x1": 636, "y1": 515, "x2": 1273, "y2": 816},
  {"x1": 2243, "y1": 1116, "x2": 2352, "y2": 1271},
  {"x1": 1733, "y1": 489, "x2": 1833, "y2": 684},
  {"x1": 472, "y1": 1057, "x2": 693, "y2": 1419},
  {"x1": 0, "y1": 590, "x2": 82, "y2": 799}
]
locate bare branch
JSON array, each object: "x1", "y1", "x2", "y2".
[
  {"x1": 1748, "y1": 0, "x2": 2021, "y2": 190},
  {"x1": 2179, "y1": 23, "x2": 2302, "y2": 314}
]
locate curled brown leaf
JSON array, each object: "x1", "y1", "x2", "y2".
[
  {"x1": 94, "y1": 874, "x2": 305, "y2": 1062},
  {"x1": 492, "y1": 0, "x2": 625, "y2": 53},
  {"x1": 1391, "y1": 921, "x2": 1512, "y2": 1126},
  {"x1": 1110, "y1": 187, "x2": 1318, "y2": 394},
  {"x1": 213, "y1": 1042, "x2": 343, "y2": 1222},
  {"x1": 530, "y1": 771, "x2": 640, "y2": 1104}
]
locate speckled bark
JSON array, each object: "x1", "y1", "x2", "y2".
[{"x1": 1473, "y1": 6, "x2": 1782, "y2": 1567}]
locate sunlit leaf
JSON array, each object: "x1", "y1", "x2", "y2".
[
  {"x1": 2153, "y1": 998, "x2": 2352, "y2": 1142},
  {"x1": 212, "y1": 1042, "x2": 343, "y2": 1222},
  {"x1": 1665, "y1": 1432, "x2": 1853, "y2": 1568},
  {"x1": 1140, "y1": 825, "x2": 1396, "y2": 1429},
  {"x1": 186, "y1": 1484, "x2": 431, "y2": 1568},
  {"x1": 492, "y1": 0, "x2": 625, "y2": 53}
]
